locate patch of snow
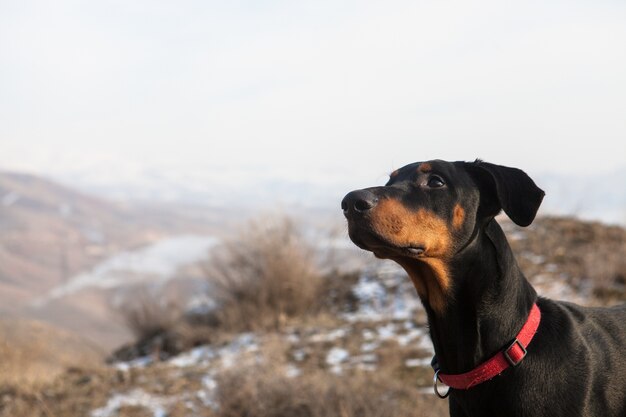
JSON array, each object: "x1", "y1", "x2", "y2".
[
  {"x1": 351, "y1": 354, "x2": 377, "y2": 364},
  {"x1": 202, "y1": 375, "x2": 218, "y2": 390},
  {"x1": 414, "y1": 331, "x2": 435, "y2": 354},
  {"x1": 523, "y1": 253, "x2": 545, "y2": 265},
  {"x1": 285, "y1": 333, "x2": 300, "y2": 344},
  {"x1": 352, "y1": 279, "x2": 386, "y2": 304},
  {"x1": 376, "y1": 323, "x2": 397, "y2": 340},
  {"x1": 403, "y1": 320, "x2": 416, "y2": 330},
  {"x1": 196, "y1": 383, "x2": 219, "y2": 410},
  {"x1": 360, "y1": 341, "x2": 379, "y2": 352},
  {"x1": 326, "y1": 347, "x2": 350, "y2": 366},
  {"x1": 285, "y1": 364, "x2": 302, "y2": 378},
  {"x1": 292, "y1": 349, "x2": 307, "y2": 362},
  {"x1": 405, "y1": 357, "x2": 432, "y2": 368},
  {"x1": 344, "y1": 265, "x2": 423, "y2": 322},
  {"x1": 197, "y1": 375, "x2": 219, "y2": 408},
  {"x1": 218, "y1": 333, "x2": 258, "y2": 369},
  {"x1": 396, "y1": 327, "x2": 428, "y2": 347},
  {"x1": 533, "y1": 275, "x2": 586, "y2": 304},
  {"x1": 310, "y1": 327, "x2": 349, "y2": 342},
  {"x1": 329, "y1": 365, "x2": 343, "y2": 374},
  {"x1": 169, "y1": 345, "x2": 216, "y2": 368},
  {"x1": 362, "y1": 329, "x2": 376, "y2": 340},
  {"x1": 507, "y1": 230, "x2": 527, "y2": 241},
  {"x1": 91, "y1": 389, "x2": 171, "y2": 417},
  {"x1": 186, "y1": 294, "x2": 217, "y2": 316},
  {"x1": 114, "y1": 356, "x2": 154, "y2": 371},
  {"x1": 390, "y1": 298, "x2": 421, "y2": 320}
]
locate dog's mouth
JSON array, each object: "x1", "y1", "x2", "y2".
[{"x1": 347, "y1": 223, "x2": 426, "y2": 260}]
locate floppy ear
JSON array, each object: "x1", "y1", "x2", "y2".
[{"x1": 466, "y1": 160, "x2": 545, "y2": 227}]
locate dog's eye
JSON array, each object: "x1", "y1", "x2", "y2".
[{"x1": 427, "y1": 175, "x2": 446, "y2": 188}]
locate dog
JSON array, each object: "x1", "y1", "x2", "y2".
[{"x1": 341, "y1": 159, "x2": 626, "y2": 416}]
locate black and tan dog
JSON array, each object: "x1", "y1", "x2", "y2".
[{"x1": 342, "y1": 159, "x2": 626, "y2": 417}]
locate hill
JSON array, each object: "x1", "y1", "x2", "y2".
[
  {"x1": 0, "y1": 171, "x2": 136, "y2": 310},
  {"x1": 0, "y1": 171, "x2": 231, "y2": 348}
]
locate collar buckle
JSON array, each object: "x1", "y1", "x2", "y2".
[{"x1": 503, "y1": 338, "x2": 527, "y2": 367}]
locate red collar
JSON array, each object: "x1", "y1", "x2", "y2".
[{"x1": 433, "y1": 303, "x2": 541, "y2": 396}]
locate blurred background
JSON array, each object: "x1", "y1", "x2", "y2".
[{"x1": 1, "y1": 1, "x2": 625, "y2": 416}]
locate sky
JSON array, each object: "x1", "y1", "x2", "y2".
[{"x1": 1, "y1": 0, "x2": 626, "y2": 188}]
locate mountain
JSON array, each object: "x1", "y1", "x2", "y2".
[
  {"x1": 0, "y1": 171, "x2": 231, "y2": 348},
  {"x1": 0, "y1": 171, "x2": 138, "y2": 311}
]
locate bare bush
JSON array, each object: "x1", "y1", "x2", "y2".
[
  {"x1": 206, "y1": 215, "x2": 324, "y2": 332},
  {"x1": 118, "y1": 288, "x2": 182, "y2": 343}
]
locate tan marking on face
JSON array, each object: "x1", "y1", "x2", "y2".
[
  {"x1": 390, "y1": 169, "x2": 399, "y2": 178},
  {"x1": 369, "y1": 198, "x2": 453, "y2": 313},
  {"x1": 452, "y1": 204, "x2": 465, "y2": 230},
  {"x1": 418, "y1": 162, "x2": 432, "y2": 173},
  {"x1": 370, "y1": 199, "x2": 451, "y2": 257},
  {"x1": 395, "y1": 257, "x2": 450, "y2": 314}
]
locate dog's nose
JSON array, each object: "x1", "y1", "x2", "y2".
[{"x1": 341, "y1": 190, "x2": 379, "y2": 216}]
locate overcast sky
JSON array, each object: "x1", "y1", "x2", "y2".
[{"x1": 1, "y1": 0, "x2": 625, "y2": 186}]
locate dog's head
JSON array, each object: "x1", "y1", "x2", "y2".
[{"x1": 341, "y1": 159, "x2": 544, "y2": 314}]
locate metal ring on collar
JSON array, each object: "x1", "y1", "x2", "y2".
[{"x1": 433, "y1": 370, "x2": 451, "y2": 399}]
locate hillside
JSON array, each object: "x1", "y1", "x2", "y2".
[
  {"x1": 0, "y1": 171, "x2": 136, "y2": 310},
  {"x1": 1, "y1": 214, "x2": 624, "y2": 417},
  {"x1": 0, "y1": 318, "x2": 105, "y2": 387},
  {"x1": 0, "y1": 171, "x2": 232, "y2": 347}
]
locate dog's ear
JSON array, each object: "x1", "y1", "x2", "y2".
[{"x1": 465, "y1": 160, "x2": 545, "y2": 227}]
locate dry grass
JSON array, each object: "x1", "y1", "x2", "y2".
[
  {"x1": 212, "y1": 365, "x2": 447, "y2": 417},
  {"x1": 0, "y1": 318, "x2": 104, "y2": 391},
  {"x1": 198, "y1": 328, "x2": 445, "y2": 417},
  {"x1": 205, "y1": 215, "x2": 325, "y2": 332},
  {"x1": 506, "y1": 216, "x2": 626, "y2": 304}
]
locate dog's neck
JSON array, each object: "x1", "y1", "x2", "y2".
[{"x1": 423, "y1": 219, "x2": 537, "y2": 374}]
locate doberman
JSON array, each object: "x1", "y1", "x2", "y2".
[{"x1": 341, "y1": 159, "x2": 626, "y2": 417}]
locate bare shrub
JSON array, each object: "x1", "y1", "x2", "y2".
[
  {"x1": 111, "y1": 286, "x2": 223, "y2": 362},
  {"x1": 206, "y1": 215, "x2": 324, "y2": 332},
  {"x1": 211, "y1": 364, "x2": 447, "y2": 417},
  {"x1": 118, "y1": 288, "x2": 182, "y2": 344}
]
